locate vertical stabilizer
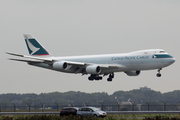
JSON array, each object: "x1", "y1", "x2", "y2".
[{"x1": 23, "y1": 34, "x2": 51, "y2": 56}]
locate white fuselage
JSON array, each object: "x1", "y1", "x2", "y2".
[{"x1": 30, "y1": 49, "x2": 175, "y2": 74}]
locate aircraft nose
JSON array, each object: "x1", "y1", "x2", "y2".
[
  {"x1": 167, "y1": 54, "x2": 175, "y2": 64},
  {"x1": 163, "y1": 55, "x2": 175, "y2": 66},
  {"x1": 167, "y1": 57, "x2": 175, "y2": 65},
  {"x1": 171, "y1": 57, "x2": 176, "y2": 64}
]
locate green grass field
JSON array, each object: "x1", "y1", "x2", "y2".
[{"x1": 0, "y1": 114, "x2": 180, "y2": 120}]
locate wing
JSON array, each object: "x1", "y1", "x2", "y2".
[
  {"x1": 64, "y1": 61, "x2": 119, "y2": 68},
  {"x1": 62, "y1": 61, "x2": 123, "y2": 74}
]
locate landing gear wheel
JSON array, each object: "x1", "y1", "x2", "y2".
[
  {"x1": 107, "y1": 73, "x2": 114, "y2": 82},
  {"x1": 88, "y1": 74, "x2": 103, "y2": 81},
  {"x1": 88, "y1": 77, "x2": 94, "y2": 81},
  {"x1": 107, "y1": 78, "x2": 112, "y2": 82},
  {"x1": 156, "y1": 73, "x2": 161, "y2": 77},
  {"x1": 99, "y1": 76, "x2": 102, "y2": 80}
]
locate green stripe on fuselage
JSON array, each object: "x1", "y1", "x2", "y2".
[{"x1": 154, "y1": 54, "x2": 173, "y2": 58}]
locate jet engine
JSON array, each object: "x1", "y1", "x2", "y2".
[
  {"x1": 86, "y1": 65, "x2": 101, "y2": 74},
  {"x1": 125, "y1": 71, "x2": 141, "y2": 76},
  {"x1": 53, "y1": 61, "x2": 68, "y2": 70}
]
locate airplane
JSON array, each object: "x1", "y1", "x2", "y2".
[{"x1": 6, "y1": 34, "x2": 175, "y2": 82}]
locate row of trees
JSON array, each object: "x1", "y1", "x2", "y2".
[{"x1": 0, "y1": 90, "x2": 180, "y2": 106}]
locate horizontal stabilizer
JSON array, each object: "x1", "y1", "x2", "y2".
[
  {"x1": 6, "y1": 52, "x2": 53, "y2": 62},
  {"x1": 6, "y1": 52, "x2": 23, "y2": 57},
  {"x1": 8, "y1": 58, "x2": 43, "y2": 63}
]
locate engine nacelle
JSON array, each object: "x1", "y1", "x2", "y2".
[
  {"x1": 53, "y1": 61, "x2": 68, "y2": 70},
  {"x1": 125, "y1": 71, "x2": 141, "y2": 76},
  {"x1": 86, "y1": 65, "x2": 101, "y2": 74}
]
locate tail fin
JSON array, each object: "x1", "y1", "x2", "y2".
[{"x1": 23, "y1": 34, "x2": 51, "y2": 56}]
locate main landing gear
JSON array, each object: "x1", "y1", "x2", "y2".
[
  {"x1": 88, "y1": 73, "x2": 114, "y2": 82},
  {"x1": 156, "y1": 68, "x2": 162, "y2": 77},
  {"x1": 107, "y1": 73, "x2": 114, "y2": 82},
  {"x1": 88, "y1": 74, "x2": 102, "y2": 81}
]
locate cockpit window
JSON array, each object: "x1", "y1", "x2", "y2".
[{"x1": 160, "y1": 51, "x2": 165, "y2": 53}]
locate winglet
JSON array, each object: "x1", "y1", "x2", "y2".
[{"x1": 23, "y1": 34, "x2": 51, "y2": 56}]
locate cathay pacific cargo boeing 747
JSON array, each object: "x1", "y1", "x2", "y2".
[{"x1": 7, "y1": 34, "x2": 175, "y2": 82}]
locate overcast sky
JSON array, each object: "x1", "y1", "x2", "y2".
[{"x1": 1, "y1": 0, "x2": 179, "y2": 95}]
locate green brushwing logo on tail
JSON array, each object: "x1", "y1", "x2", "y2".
[{"x1": 25, "y1": 38, "x2": 50, "y2": 56}]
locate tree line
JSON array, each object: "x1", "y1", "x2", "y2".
[{"x1": 0, "y1": 89, "x2": 180, "y2": 106}]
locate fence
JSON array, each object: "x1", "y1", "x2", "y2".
[{"x1": 0, "y1": 103, "x2": 180, "y2": 112}]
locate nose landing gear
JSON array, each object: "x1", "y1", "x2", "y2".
[{"x1": 156, "y1": 68, "x2": 162, "y2": 77}]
